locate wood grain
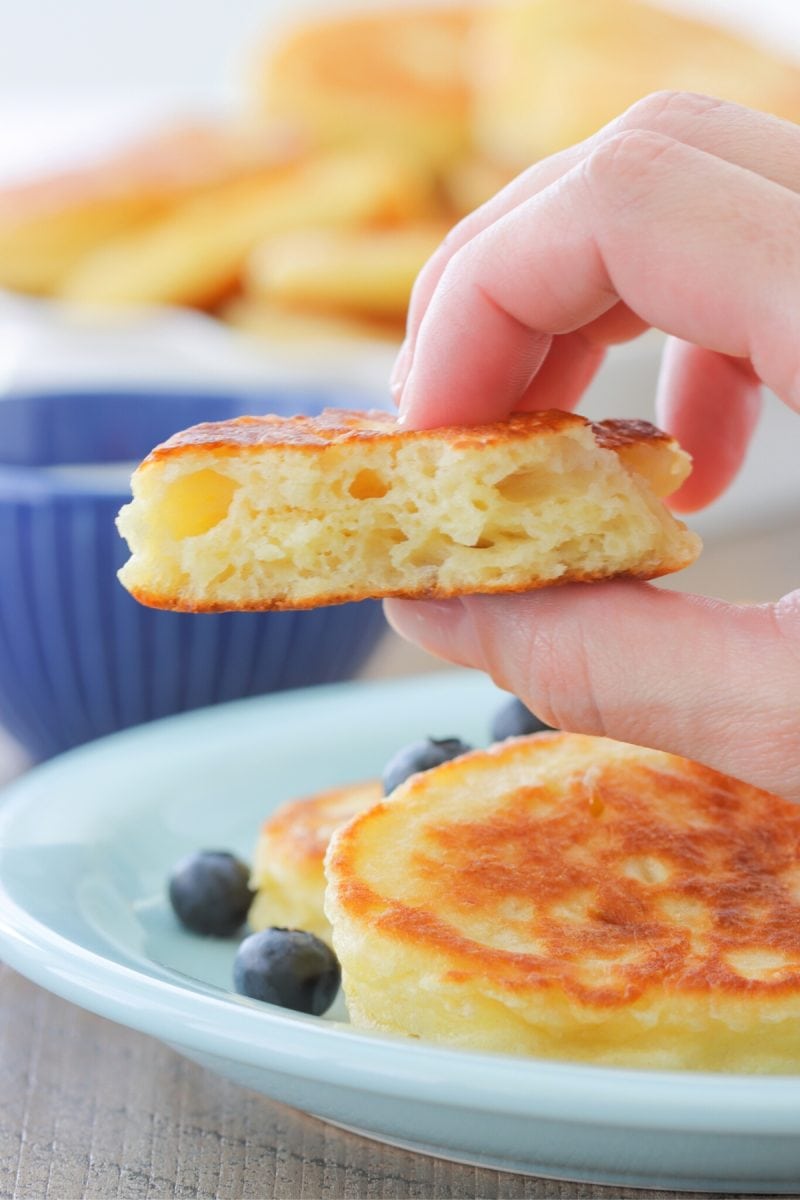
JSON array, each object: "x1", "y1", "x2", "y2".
[{"x1": 0, "y1": 964, "x2": 755, "y2": 1200}]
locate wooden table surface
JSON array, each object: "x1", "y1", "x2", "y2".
[
  {"x1": 0, "y1": 647, "x2": 774, "y2": 1200},
  {"x1": 1, "y1": 963, "x2": 758, "y2": 1200}
]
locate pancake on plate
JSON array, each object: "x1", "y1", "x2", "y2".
[
  {"x1": 325, "y1": 733, "x2": 800, "y2": 1072},
  {"x1": 116, "y1": 408, "x2": 700, "y2": 612},
  {"x1": 248, "y1": 779, "x2": 382, "y2": 944}
]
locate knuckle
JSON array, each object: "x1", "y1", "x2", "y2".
[
  {"x1": 438, "y1": 213, "x2": 473, "y2": 257},
  {"x1": 408, "y1": 218, "x2": 478, "y2": 317},
  {"x1": 436, "y1": 241, "x2": 470, "y2": 296},
  {"x1": 583, "y1": 129, "x2": 680, "y2": 203},
  {"x1": 620, "y1": 89, "x2": 727, "y2": 133},
  {"x1": 439, "y1": 229, "x2": 505, "y2": 307}
]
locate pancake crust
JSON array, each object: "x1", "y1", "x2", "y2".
[
  {"x1": 325, "y1": 734, "x2": 800, "y2": 1072},
  {"x1": 248, "y1": 779, "x2": 381, "y2": 943},
  {"x1": 117, "y1": 408, "x2": 700, "y2": 612}
]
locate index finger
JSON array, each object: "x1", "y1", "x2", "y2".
[
  {"x1": 398, "y1": 132, "x2": 800, "y2": 429},
  {"x1": 397, "y1": 92, "x2": 800, "y2": 389}
]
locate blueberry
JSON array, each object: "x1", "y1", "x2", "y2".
[
  {"x1": 168, "y1": 850, "x2": 253, "y2": 937},
  {"x1": 233, "y1": 928, "x2": 341, "y2": 1015},
  {"x1": 490, "y1": 696, "x2": 554, "y2": 742},
  {"x1": 381, "y1": 736, "x2": 472, "y2": 795}
]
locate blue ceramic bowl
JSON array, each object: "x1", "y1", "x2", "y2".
[{"x1": 0, "y1": 389, "x2": 387, "y2": 760}]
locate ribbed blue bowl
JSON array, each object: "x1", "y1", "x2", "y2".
[{"x1": 0, "y1": 390, "x2": 387, "y2": 760}]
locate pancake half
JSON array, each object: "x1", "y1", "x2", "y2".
[
  {"x1": 248, "y1": 779, "x2": 381, "y2": 943},
  {"x1": 325, "y1": 734, "x2": 800, "y2": 1072},
  {"x1": 116, "y1": 408, "x2": 700, "y2": 612}
]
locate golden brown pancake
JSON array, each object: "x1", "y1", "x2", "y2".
[
  {"x1": 116, "y1": 408, "x2": 699, "y2": 612},
  {"x1": 325, "y1": 734, "x2": 800, "y2": 1072},
  {"x1": 248, "y1": 779, "x2": 382, "y2": 943}
]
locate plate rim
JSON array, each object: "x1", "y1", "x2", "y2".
[{"x1": 2, "y1": 672, "x2": 800, "y2": 1139}]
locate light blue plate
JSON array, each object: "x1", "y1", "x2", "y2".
[{"x1": 2, "y1": 670, "x2": 800, "y2": 1194}]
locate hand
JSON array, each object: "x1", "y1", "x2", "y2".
[{"x1": 385, "y1": 92, "x2": 800, "y2": 800}]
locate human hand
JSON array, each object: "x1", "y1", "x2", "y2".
[{"x1": 385, "y1": 92, "x2": 800, "y2": 800}]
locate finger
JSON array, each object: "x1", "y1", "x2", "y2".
[
  {"x1": 384, "y1": 585, "x2": 800, "y2": 801},
  {"x1": 394, "y1": 305, "x2": 646, "y2": 421},
  {"x1": 394, "y1": 92, "x2": 800, "y2": 396},
  {"x1": 656, "y1": 338, "x2": 763, "y2": 512},
  {"x1": 396, "y1": 139, "x2": 592, "y2": 384},
  {"x1": 511, "y1": 305, "x2": 648, "y2": 413},
  {"x1": 512, "y1": 331, "x2": 605, "y2": 415},
  {"x1": 399, "y1": 132, "x2": 800, "y2": 429},
  {"x1": 581, "y1": 303, "x2": 649, "y2": 347}
]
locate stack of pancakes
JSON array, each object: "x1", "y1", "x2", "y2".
[{"x1": 4, "y1": 0, "x2": 800, "y2": 341}]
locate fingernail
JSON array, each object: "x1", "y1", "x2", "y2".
[
  {"x1": 396, "y1": 367, "x2": 415, "y2": 426},
  {"x1": 390, "y1": 338, "x2": 412, "y2": 409}
]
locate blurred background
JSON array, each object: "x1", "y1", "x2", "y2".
[
  {"x1": 1, "y1": 1, "x2": 800, "y2": 112},
  {"x1": 0, "y1": 0, "x2": 798, "y2": 773},
  {"x1": 2, "y1": 0, "x2": 800, "y2": 180}
]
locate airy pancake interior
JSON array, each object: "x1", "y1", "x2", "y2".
[{"x1": 117, "y1": 409, "x2": 700, "y2": 612}]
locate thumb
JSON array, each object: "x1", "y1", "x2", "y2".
[{"x1": 384, "y1": 584, "x2": 800, "y2": 801}]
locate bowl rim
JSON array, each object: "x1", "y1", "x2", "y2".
[{"x1": 0, "y1": 385, "x2": 384, "y2": 494}]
